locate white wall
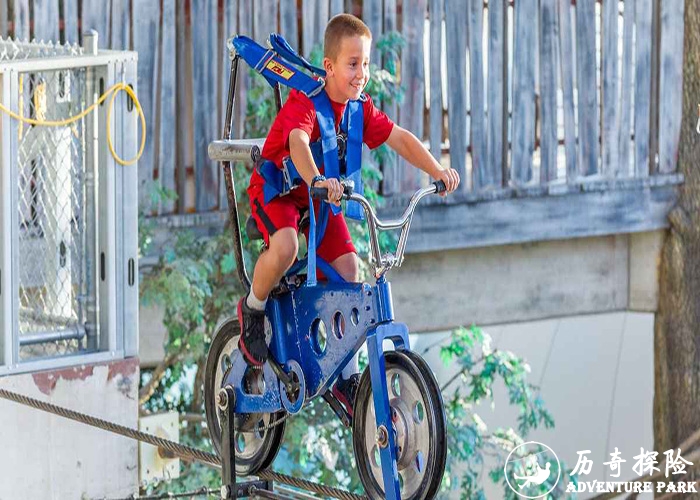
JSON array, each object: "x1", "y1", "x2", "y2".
[
  {"x1": 0, "y1": 358, "x2": 140, "y2": 499},
  {"x1": 412, "y1": 311, "x2": 654, "y2": 499}
]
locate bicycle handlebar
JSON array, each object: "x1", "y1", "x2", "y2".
[{"x1": 309, "y1": 179, "x2": 445, "y2": 278}]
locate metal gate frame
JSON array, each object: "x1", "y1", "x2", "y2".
[{"x1": 0, "y1": 32, "x2": 138, "y2": 375}]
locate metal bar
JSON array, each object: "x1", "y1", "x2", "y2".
[
  {"x1": 19, "y1": 326, "x2": 86, "y2": 346},
  {"x1": 220, "y1": 55, "x2": 251, "y2": 292},
  {"x1": 0, "y1": 349, "x2": 122, "y2": 377},
  {"x1": 84, "y1": 31, "x2": 100, "y2": 352},
  {"x1": 0, "y1": 53, "x2": 135, "y2": 73},
  {"x1": 274, "y1": 486, "x2": 321, "y2": 500},
  {"x1": 251, "y1": 488, "x2": 297, "y2": 500},
  {"x1": 209, "y1": 138, "x2": 265, "y2": 162},
  {"x1": 8, "y1": 68, "x2": 19, "y2": 366},
  {"x1": 0, "y1": 70, "x2": 14, "y2": 368}
]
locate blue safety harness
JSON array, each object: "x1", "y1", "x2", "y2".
[{"x1": 232, "y1": 34, "x2": 366, "y2": 286}]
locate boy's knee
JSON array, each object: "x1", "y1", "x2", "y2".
[
  {"x1": 333, "y1": 252, "x2": 360, "y2": 282},
  {"x1": 269, "y1": 229, "x2": 298, "y2": 265}
]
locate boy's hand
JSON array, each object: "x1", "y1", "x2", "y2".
[
  {"x1": 435, "y1": 168, "x2": 460, "y2": 196},
  {"x1": 315, "y1": 178, "x2": 344, "y2": 206}
]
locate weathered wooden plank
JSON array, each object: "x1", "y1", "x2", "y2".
[
  {"x1": 81, "y1": 0, "x2": 109, "y2": 47},
  {"x1": 575, "y1": 0, "x2": 600, "y2": 176},
  {"x1": 362, "y1": 0, "x2": 382, "y2": 63},
  {"x1": 218, "y1": 0, "x2": 238, "y2": 210},
  {"x1": 486, "y1": 0, "x2": 505, "y2": 187},
  {"x1": 302, "y1": 0, "x2": 319, "y2": 57},
  {"x1": 61, "y1": 0, "x2": 79, "y2": 44},
  {"x1": 0, "y1": 1, "x2": 6, "y2": 38},
  {"x1": 279, "y1": 0, "x2": 298, "y2": 49},
  {"x1": 175, "y1": 0, "x2": 191, "y2": 212},
  {"x1": 511, "y1": 0, "x2": 536, "y2": 184},
  {"x1": 601, "y1": 0, "x2": 619, "y2": 175},
  {"x1": 634, "y1": 0, "x2": 652, "y2": 177},
  {"x1": 399, "y1": 0, "x2": 427, "y2": 191},
  {"x1": 316, "y1": 0, "x2": 329, "y2": 48},
  {"x1": 468, "y1": 0, "x2": 487, "y2": 188},
  {"x1": 617, "y1": 0, "x2": 635, "y2": 177},
  {"x1": 391, "y1": 182, "x2": 680, "y2": 253},
  {"x1": 539, "y1": 0, "x2": 558, "y2": 183},
  {"x1": 429, "y1": 0, "x2": 443, "y2": 161},
  {"x1": 381, "y1": 0, "x2": 399, "y2": 194},
  {"x1": 557, "y1": 0, "x2": 577, "y2": 181},
  {"x1": 192, "y1": 0, "x2": 219, "y2": 211},
  {"x1": 254, "y1": 0, "x2": 277, "y2": 44},
  {"x1": 444, "y1": 0, "x2": 468, "y2": 188},
  {"x1": 428, "y1": 0, "x2": 443, "y2": 161},
  {"x1": 657, "y1": 0, "x2": 685, "y2": 174},
  {"x1": 160, "y1": 0, "x2": 176, "y2": 214},
  {"x1": 12, "y1": 0, "x2": 30, "y2": 40},
  {"x1": 32, "y1": 0, "x2": 59, "y2": 42},
  {"x1": 110, "y1": 0, "x2": 130, "y2": 49},
  {"x1": 234, "y1": 0, "x2": 253, "y2": 138},
  {"x1": 330, "y1": 0, "x2": 344, "y2": 17},
  {"x1": 236, "y1": 0, "x2": 253, "y2": 138},
  {"x1": 132, "y1": 0, "x2": 160, "y2": 210}
]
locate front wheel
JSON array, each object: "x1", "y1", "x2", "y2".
[{"x1": 352, "y1": 350, "x2": 447, "y2": 499}]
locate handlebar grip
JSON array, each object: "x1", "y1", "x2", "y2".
[
  {"x1": 433, "y1": 180, "x2": 447, "y2": 194},
  {"x1": 310, "y1": 187, "x2": 329, "y2": 200},
  {"x1": 310, "y1": 182, "x2": 355, "y2": 201}
]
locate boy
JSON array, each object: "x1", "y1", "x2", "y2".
[{"x1": 239, "y1": 14, "x2": 460, "y2": 415}]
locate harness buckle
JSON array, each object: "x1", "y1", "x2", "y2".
[
  {"x1": 281, "y1": 158, "x2": 298, "y2": 194},
  {"x1": 305, "y1": 78, "x2": 326, "y2": 98}
]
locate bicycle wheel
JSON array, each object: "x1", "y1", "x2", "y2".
[
  {"x1": 352, "y1": 350, "x2": 447, "y2": 499},
  {"x1": 204, "y1": 317, "x2": 286, "y2": 475}
]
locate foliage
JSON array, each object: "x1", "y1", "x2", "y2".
[
  {"x1": 434, "y1": 325, "x2": 572, "y2": 499},
  {"x1": 138, "y1": 31, "x2": 563, "y2": 499}
]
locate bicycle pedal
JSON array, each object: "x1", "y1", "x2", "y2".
[{"x1": 323, "y1": 389, "x2": 352, "y2": 427}]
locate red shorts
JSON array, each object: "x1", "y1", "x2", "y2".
[{"x1": 247, "y1": 170, "x2": 357, "y2": 264}]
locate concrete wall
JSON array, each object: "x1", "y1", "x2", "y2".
[
  {"x1": 391, "y1": 231, "x2": 664, "y2": 331},
  {"x1": 0, "y1": 358, "x2": 140, "y2": 499}
]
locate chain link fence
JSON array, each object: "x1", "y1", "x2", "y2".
[{"x1": 1, "y1": 38, "x2": 94, "y2": 361}]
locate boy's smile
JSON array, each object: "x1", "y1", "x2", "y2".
[{"x1": 323, "y1": 35, "x2": 371, "y2": 103}]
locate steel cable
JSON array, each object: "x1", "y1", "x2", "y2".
[{"x1": 0, "y1": 388, "x2": 367, "y2": 500}]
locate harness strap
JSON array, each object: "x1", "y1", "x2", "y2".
[{"x1": 268, "y1": 34, "x2": 326, "y2": 77}]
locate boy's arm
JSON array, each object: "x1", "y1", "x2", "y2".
[
  {"x1": 288, "y1": 128, "x2": 344, "y2": 204},
  {"x1": 385, "y1": 125, "x2": 460, "y2": 193}
]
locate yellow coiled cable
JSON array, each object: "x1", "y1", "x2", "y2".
[{"x1": 0, "y1": 81, "x2": 146, "y2": 166}]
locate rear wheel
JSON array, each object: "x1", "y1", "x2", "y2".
[
  {"x1": 352, "y1": 350, "x2": 447, "y2": 499},
  {"x1": 204, "y1": 317, "x2": 286, "y2": 475}
]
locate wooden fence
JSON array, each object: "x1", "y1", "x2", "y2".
[{"x1": 0, "y1": 0, "x2": 686, "y2": 217}]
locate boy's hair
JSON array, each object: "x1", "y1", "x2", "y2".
[{"x1": 324, "y1": 14, "x2": 372, "y2": 60}]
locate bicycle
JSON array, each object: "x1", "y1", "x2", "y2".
[{"x1": 204, "y1": 35, "x2": 448, "y2": 500}]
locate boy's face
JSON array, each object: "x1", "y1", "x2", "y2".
[{"x1": 323, "y1": 35, "x2": 371, "y2": 102}]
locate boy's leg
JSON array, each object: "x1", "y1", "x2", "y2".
[
  {"x1": 317, "y1": 213, "x2": 362, "y2": 415},
  {"x1": 239, "y1": 179, "x2": 302, "y2": 366},
  {"x1": 238, "y1": 227, "x2": 299, "y2": 366}
]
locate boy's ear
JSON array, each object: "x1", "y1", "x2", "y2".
[{"x1": 323, "y1": 57, "x2": 334, "y2": 75}]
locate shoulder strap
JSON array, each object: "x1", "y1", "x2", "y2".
[
  {"x1": 268, "y1": 34, "x2": 326, "y2": 77},
  {"x1": 231, "y1": 35, "x2": 324, "y2": 97}
]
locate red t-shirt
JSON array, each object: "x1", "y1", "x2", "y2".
[{"x1": 260, "y1": 89, "x2": 395, "y2": 170}]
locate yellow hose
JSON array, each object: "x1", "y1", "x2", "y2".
[{"x1": 0, "y1": 82, "x2": 146, "y2": 166}]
